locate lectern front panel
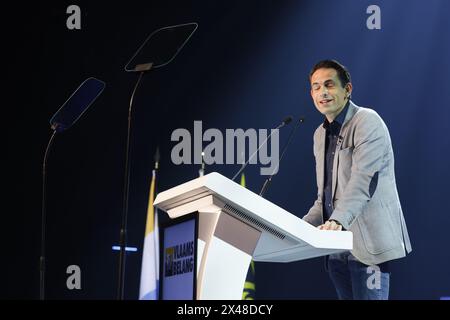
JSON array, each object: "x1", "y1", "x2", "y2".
[{"x1": 160, "y1": 212, "x2": 198, "y2": 300}]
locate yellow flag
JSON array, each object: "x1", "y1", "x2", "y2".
[
  {"x1": 139, "y1": 169, "x2": 159, "y2": 299},
  {"x1": 241, "y1": 173, "x2": 256, "y2": 300}
]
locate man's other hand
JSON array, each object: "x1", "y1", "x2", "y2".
[{"x1": 318, "y1": 220, "x2": 343, "y2": 231}]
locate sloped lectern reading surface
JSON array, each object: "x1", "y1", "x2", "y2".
[{"x1": 154, "y1": 172, "x2": 352, "y2": 299}]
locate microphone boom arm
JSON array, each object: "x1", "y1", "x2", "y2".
[
  {"x1": 231, "y1": 116, "x2": 292, "y2": 182},
  {"x1": 259, "y1": 117, "x2": 304, "y2": 197}
]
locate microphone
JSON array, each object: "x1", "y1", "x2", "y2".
[
  {"x1": 40, "y1": 77, "x2": 105, "y2": 300},
  {"x1": 259, "y1": 116, "x2": 305, "y2": 197},
  {"x1": 231, "y1": 116, "x2": 293, "y2": 182},
  {"x1": 282, "y1": 116, "x2": 293, "y2": 126}
]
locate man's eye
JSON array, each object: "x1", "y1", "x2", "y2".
[
  {"x1": 312, "y1": 85, "x2": 320, "y2": 90},
  {"x1": 325, "y1": 83, "x2": 335, "y2": 88}
]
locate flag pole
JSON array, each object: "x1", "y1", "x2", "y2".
[{"x1": 139, "y1": 147, "x2": 160, "y2": 300}]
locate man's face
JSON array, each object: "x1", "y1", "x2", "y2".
[{"x1": 310, "y1": 68, "x2": 352, "y2": 121}]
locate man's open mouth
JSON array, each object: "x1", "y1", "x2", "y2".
[{"x1": 320, "y1": 99, "x2": 333, "y2": 104}]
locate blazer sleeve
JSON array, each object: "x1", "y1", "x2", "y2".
[
  {"x1": 303, "y1": 197, "x2": 323, "y2": 227},
  {"x1": 302, "y1": 128, "x2": 324, "y2": 227},
  {"x1": 330, "y1": 111, "x2": 388, "y2": 230}
]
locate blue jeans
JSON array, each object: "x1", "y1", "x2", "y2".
[{"x1": 327, "y1": 251, "x2": 390, "y2": 300}]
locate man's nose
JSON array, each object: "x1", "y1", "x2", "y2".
[{"x1": 320, "y1": 87, "x2": 329, "y2": 97}]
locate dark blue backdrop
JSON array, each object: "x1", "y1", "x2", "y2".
[{"x1": 5, "y1": 0, "x2": 450, "y2": 299}]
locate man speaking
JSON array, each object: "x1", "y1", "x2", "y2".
[{"x1": 302, "y1": 59, "x2": 412, "y2": 299}]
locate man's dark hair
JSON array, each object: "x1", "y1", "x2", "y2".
[{"x1": 309, "y1": 59, "x2": 351, "y2": 88}]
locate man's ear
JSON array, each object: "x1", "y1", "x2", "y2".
[{"x1": 345, "y1": 82, "x2": 353, "y2": 98}]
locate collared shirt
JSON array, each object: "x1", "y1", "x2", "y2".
[{"x1": 322, "y1": 102, "x2": 349, "y2": 221}]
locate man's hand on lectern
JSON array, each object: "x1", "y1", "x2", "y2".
[{"x1": 318, "y1": 220, "x2": 343, "y2": 231}]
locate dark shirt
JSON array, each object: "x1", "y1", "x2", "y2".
[{"x1": 322, "y1": 102, "x2": 349, "y2": 221}]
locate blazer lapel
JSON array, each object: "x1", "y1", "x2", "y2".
[
  {"x1": 331, "y1": 101, "x2": 358, "y2": 199},
  {"x1": 331, "y1": 132, "x2": 343, "y2": 198},
  {"x1": 316, "y1": 127, "x2": 326, "y2": 198}
]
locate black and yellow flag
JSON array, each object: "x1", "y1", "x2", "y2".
[{"x1": 240, "y1": 173, "x2": 256, "y2": 300}]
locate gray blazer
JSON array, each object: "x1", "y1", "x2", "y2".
[{"x1": 303, "y1": 101, "x2": 412, "y2": 265}]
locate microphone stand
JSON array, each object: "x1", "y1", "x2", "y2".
[
  {"x1": 39, "y1": 129, "x2": 58, "y2": 300},
  {"x1": 259, "y1": 118, "x2": 304, "y2": 197},
  {"x1": 117, "y1": 71, "x2": 146, "y2": 300},
  {"x1": 231, "y1": 118, "x2": 291, "y2": 182}
]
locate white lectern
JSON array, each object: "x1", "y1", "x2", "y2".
[{"x1": 154, "y1": 172, "x2": 352, "y2": 300}]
